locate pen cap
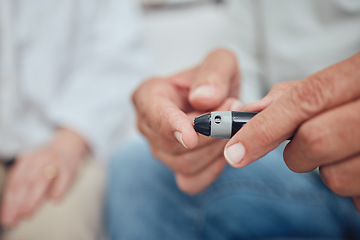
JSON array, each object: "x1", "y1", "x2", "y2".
[
  {"x1": 210, "y1": 111, "x2": 232, "y2": 138},
  {"x1": 194, "y1": 113, "x2": 211, "y2": 136}
]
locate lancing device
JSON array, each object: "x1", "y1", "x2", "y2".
[
  {"x1": 194, "y1": 111, "x2": 293, "y2": 140},
  {"x1": 194, "y1": 111, "x2": 256, "y2": 139}
]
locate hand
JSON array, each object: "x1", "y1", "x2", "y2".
[
  {"x1": 223, "y1": 52, "x2": 360, "y2": 211},
  {"x1": 0, "y1": 128, "x2": 89, "y2": 227},
  {"x1": 133, "y1": 49, "x2": 242, "y2": 194}
]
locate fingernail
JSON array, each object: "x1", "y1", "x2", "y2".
[
  {"x1": 230, "y1": 100, "x2": 243, "y2": 111},
  {"x1": 174, "y1": 131, "x2": 187, "y2": 148},
  {"x1": 190, "y1": 85, "x2": 216, "y2": 99},
  {"x1": 224, "y1": 143, "x2": 245, "y2": 165}
]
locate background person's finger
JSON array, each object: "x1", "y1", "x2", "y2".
[
  {"x1": 319, "y1": 154, "x2": 360, "y2": 197},
  {"x1": 284, "y1": 98, "x2": 360, "y2": 172},
  {"x1": 175, "y1": 158, "x2": 226, "y2": 195},
  {"x1": 20, "y1": 177, "x2": 50, "y2": 218},
  {"x1": 1, "y1": 186, "x2": 25, "y2": 226},
  {"x1": 224, "y1": 53, "x2": 360, "y2": 168},
  {"x1": 189, "y1": 49, "x2": 240, "y2": 111},
  {"x1": 0, "y1": 172, "x2": 29, "y2": 227},
  {"x1": 0, "y1": 158, "x2": 34, "y2": 226},
  {"x1": 49, "y1": 170, "x2": 75, "y2": 201}
]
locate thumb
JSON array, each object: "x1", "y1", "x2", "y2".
[{"x1": 189, "y1": 49, "x2": 240, "y2": 111}]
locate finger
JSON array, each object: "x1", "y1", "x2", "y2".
[
  {"x1": 138, "y1": 110, "x2": 211, "y2": 154},
  {"x1": 143, "y1": 121, "x2": 219, "y2": 156},
  {"x1": 242, "y1": 96, "x2": 273, "y2": 113},
  {"x1": 224, "y1": 53, "x2": 360, "y2": 168},
  {"x1": 137, "y1": 120, "x2": 183, "y2": 154},
  {"x1": 243, "y1": 81, "x2": 298, "y2": 112},
  {"x1": 170, "y1": 67, "x2": 198, "y2": 88},
  {"x1": 284, "y1": 98, "x2": 360, "y2": 172},
  {"x1": 133, "y1": 78, "x2": 199, "y2": 149},
  {"x1": 141, "y1": 97, "x2": 242, "y2": 156},
  {"x1": 153, "y1": 138, "x2": 228, "y2": 176},
  {"x1": 353, "y1": 196, "x2": 360, "y2": 212},
  {"x1": 189, "y1": 49, "x2": 240, "y2": 111},
  {"x1": 318, "y1": 154, "x2": 360, "y2": 197},
  {"x1": 175, "y1": 158, "x2": 226, "y2": 194},
  {"x1": 138, "y1": 95, "x2": 241, "y2": 157},
  {"x1": 48, "y1": 171, "x2": 74, "y2": 201},
  {"x1": 19, "y1": 178, "x2": 50, "y2": 219},
  {"x1": 1, "y1": 185, "x2": 26, "y2": 227},
  {"x1": 8, "y1": 155, "x2": 52, "y2": 219},
  {"x1": 0, "y1": 158, "x2": 34, "y2": 226}
]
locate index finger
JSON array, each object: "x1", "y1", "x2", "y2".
[
  {"x1": 133, "y1": 77, "x2": 199, "y2": 149},
  {"x1": 224, "y1": 52, "x2": 360, "y2": 168}
]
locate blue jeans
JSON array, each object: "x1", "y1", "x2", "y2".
[{"x1": 105, "y1": 137, "x2": 360, "y2": 240}]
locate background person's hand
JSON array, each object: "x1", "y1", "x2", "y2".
[
  {"x1": 0, "y1": 128, "x2": 89, "y2": 227},
  {"x1": 224, "y1": 53, "x2": 360, "y2": 211},
  {"x1": 133, "y1": 49, "x2": 242, "y2": 194}
]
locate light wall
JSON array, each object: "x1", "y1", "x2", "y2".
[{"x1": 142, "y1": 1, "x2": 227, "y2": 76}]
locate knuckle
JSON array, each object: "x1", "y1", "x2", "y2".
[
  {"x1": 176, "y1": 176, "x2": 199, "y2": 195},
  {"x1": 132, "y1": 78, "x2": 162, "y2": 108},
  {"x1": 131, "y1": 81, "x2": 147, "y2": 106},
  {"x1": 321, "y1": 167, "x2": 348, "y2": 196},
  {"x1": 175, "y1": 158, "x2": 198, "y2": 175},
  {"x1": 149, "y1": 146, "x2": 161, "y2": 161},
  {"x1": 283, "y1": 158, "x2": 299, "y2": 173},
  {"x1": 283, "y1": 147, "x2": 304, "y2": 173},
  {"x1": 290, "y1": 76, "x2": 328, "y2": 117},
  {"x1": 210, "y1": 48, "x2": 237, "y2": 61},
  {"x1": 272, "y1": 82, "x2": 287, "y2": 91},
  {"x1": 203, "y1": 70, "x2": 222, "y2": 85},
  {"x1": 181, "y1": 186, "x2": 198, "y2": 195},
  {"x1": 297, "y1": 123, "x2": 327, "y2": 161},
  {"x1": 136, "y1": 120, "x2": 144, "y2": 134},
  {"x1": 272, "y1": 81, "x2": 297, "y2": 92},
  {"x1": 210, "y1": 160, "x2": 225, "y2": 178},
  {"x1": 131, "y1": 88, "x2": 138, "y2": 105},
  {"x1": 177, "y1": 181, "x2": 194, "y2": 195}
]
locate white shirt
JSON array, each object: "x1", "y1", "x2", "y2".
[
  {"x1": 0, "y1": 0, "x2": 146, "y2": 160},
  {"x1": 225, "y1": 0, "x2": 360, "y2": 103}
]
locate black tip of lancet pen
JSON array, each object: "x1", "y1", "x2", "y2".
[{"x1": 194, "y1": 113, "x2": 211, "y2": 136}]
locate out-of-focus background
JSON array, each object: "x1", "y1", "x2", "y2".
[
  {"x1": 122, "y1": 0, "x2": 230, "y2": 141},
  {"x1": 140, "y1": 0, "x2": 227, "y2": 76}
]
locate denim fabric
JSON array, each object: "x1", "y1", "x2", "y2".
[{"x1": 105, "y1": 137, "x2": 360, "y2": 240}]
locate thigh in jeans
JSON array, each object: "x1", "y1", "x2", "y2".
[
  {"x1": 199, "y1": 145, "x2": 360, "y2": 239},
  {"x1": 106, "y1": 137, "x2": 201, "y2": 240},
  {"x1": 106, "y1": 138, "x2": 360, "y2": 240}
]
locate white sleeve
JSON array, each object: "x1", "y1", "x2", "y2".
[{"x1": 47, "y1": 0, "x2": 146, "y2": 159}]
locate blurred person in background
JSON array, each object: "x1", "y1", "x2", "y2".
[
  {"x1": 0, "y1": 0, "x2": 145, "y2": 239},
  {"x1": 106, "y1": 0, "x2": 360, "y2": 239}
]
